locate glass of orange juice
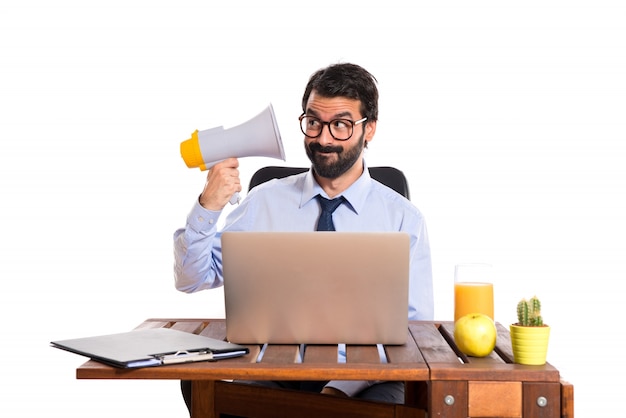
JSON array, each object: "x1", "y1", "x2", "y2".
[{"x1": 454, "y1": 263, "x2": 494, "y2": 322}]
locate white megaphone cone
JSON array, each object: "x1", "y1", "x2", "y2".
[{"x1": 180, "y1": 103, "x2": 286, "y2": 204}]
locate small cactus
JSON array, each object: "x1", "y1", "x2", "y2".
[{"x1": 516, "y1": 296, "x2": 544, "y2": 326}]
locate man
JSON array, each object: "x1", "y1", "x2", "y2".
[{"x1": 173, "y1": 63, "x2": 433, "y2": 412}]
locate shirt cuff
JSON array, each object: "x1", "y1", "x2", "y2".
[{"x1": 186, "y1": 200, "x2": 222, "y2": 233}]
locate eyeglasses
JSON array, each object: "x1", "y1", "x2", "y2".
[{"x1": 299, "y1": 114, "x2": 367, "y2": 141}]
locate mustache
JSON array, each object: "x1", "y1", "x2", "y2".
[{"x1": 308, "y1": 142, "x2": 344, "y2": 154}]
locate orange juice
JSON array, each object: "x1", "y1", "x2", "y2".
[{"x1": 454, "y1": 282, "x2": 494, "y2": 322}]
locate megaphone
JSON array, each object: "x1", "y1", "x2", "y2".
[{"x1": 180, "y1": 103, "x2": 286, "y2": 204}]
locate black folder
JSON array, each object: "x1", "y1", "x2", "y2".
[{"x1": 51, "y1": 328, "x2": 249, "y2": 368}]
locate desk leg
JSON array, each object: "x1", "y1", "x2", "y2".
[
  {"x1": 191, "y1": 380, "x2": 216, "y2": 418},
  {"x1": 561, "y1": 380, "x2": 575, "y2": 418},
  {"x1": 404, "y1": 381, "x2": 428, "y2": 410}
]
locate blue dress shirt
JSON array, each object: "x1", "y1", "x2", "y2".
[{"x1": 174, "y1": 162, "x2": 433, "y2": 321}]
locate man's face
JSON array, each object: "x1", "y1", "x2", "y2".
[{"x1": 303, "y1": 92, "x2": 375, "y2": 179}]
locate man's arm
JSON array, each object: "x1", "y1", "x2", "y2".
[
  {"x1": 173, "y1": 201, "x2": 223, "y2": 293},
  {"x1": 173, "y1": 158, "x2": 242, "y2": 292},
  {"x1": 407, "y1": 210, "x2": 434, "y2": 320}
]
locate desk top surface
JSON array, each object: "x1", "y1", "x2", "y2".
[{"x1": 76, "y1": 319, "x2": 560, "y2": 383}]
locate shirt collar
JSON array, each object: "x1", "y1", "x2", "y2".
[{"x1": 300, "y1": 160, "x2": 372, "y2": 214}]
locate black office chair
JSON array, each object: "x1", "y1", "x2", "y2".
[{"x1": 248, "y1": 166, "x2": 410, "y2": 200}]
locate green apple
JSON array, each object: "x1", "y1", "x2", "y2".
[{"x1": 454, "y1": 313, "x2": 497, "y2": 357}]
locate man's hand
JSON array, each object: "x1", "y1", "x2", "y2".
[{"x1": 199, "y1": 158, "x2": 242, "y2": 211}]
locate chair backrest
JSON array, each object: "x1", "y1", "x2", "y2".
[{"x1": 248, "y1": 166, "x2": 410, "y2": 200}]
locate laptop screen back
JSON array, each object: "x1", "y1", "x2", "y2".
[{"x1": 222, "y1": 231, "x2": 410, "y2": 345}]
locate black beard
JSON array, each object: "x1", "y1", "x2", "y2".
[{"x1": 305, "y1": 131, "x2": 365, "y2": 179}]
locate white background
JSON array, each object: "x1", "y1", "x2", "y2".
[{"x1": 1, "y1": 1, "x2": 624, "y2": 416}]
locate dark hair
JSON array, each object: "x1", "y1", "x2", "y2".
[{"x1": 301, "y1": 63, "x2": 378, "y2": 122}]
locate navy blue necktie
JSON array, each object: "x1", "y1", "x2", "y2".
[{"x1": 316, "y1": 195, "x2": 344, "y2": 231}]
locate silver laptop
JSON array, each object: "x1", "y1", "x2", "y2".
[{"x1": 221, "y1": 231, "x2": 410, "y2": 345}]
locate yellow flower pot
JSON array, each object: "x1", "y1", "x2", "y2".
[{"x1": 509, "y1": 324, "x2": 550, "y2": 365}]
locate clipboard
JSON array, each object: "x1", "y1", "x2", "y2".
[{"x1": 51, "y1": 327, "x2": 249, "y2": 368}]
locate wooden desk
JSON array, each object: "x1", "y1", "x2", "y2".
[{"x1": 77, "y1": 319, "x2": 574, "y2": 418}]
